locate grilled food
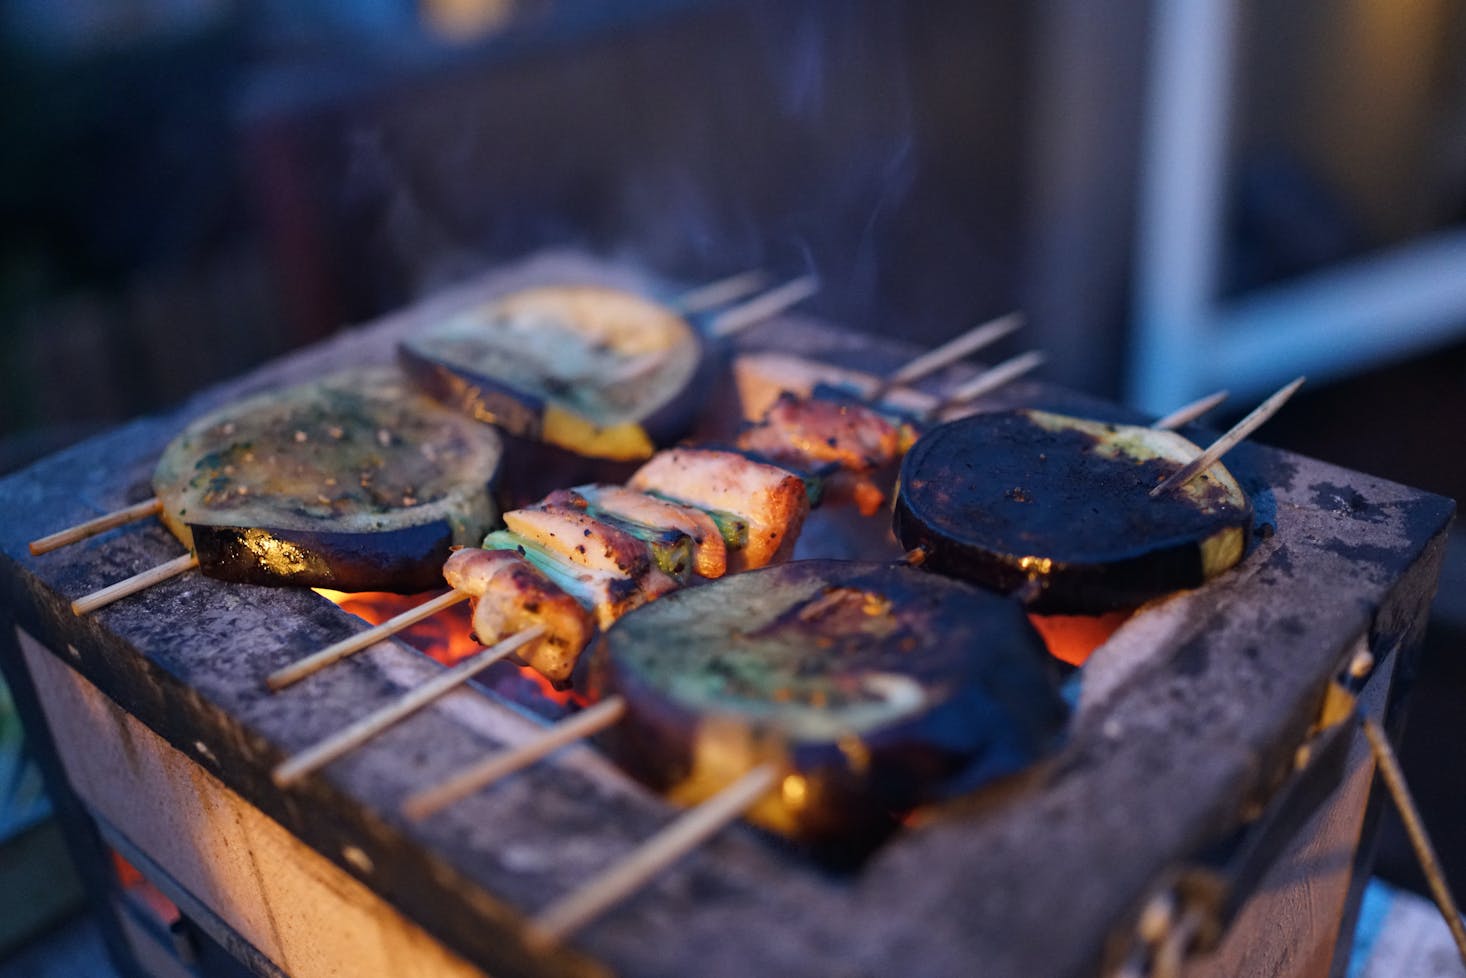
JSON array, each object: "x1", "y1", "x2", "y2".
[
  {"x1": 893, "y1": 409, "x2": 1252, "y2": 614},
  {"x1": 580, "y1": 559, "x2": 1068, "y2": 854},
  {"x1": 153, "y1": 367, "x2": 503, "y2": 592},
  {"x1": 544, "y1": 485, "x2": 725, "y2": 579},
  {"x1": 737, "y1": 390, "x2": 917, "y2": 476},
  {"x1": 442, "y1": 548, "x2": 596, "y2": 684},
  {"x1": 451, "y1": 447, "x2": 815, "y2": 683},
  {"x1": 400, "y1": 286, "x2": 706, "y2": 461},
  {"x1": 627, "y1": 447, "x2": 810, "y2": 571},
  {"x1": 734, "y1": 380, "x2": 923, "y2": 517}
]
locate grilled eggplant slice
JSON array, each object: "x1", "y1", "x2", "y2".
[
  {"x1": 152, "y1": 367, "x2": 502, "y2": 593},
  {"x1": 400, "y1": 286, "x2": 706, "y2": 461},
  {"x1": 893, "y1": 409, "x2": 1252, "y2": 614},
  {"x1": 581, "y1": 559, "x2": 1067, "y2": 855}
]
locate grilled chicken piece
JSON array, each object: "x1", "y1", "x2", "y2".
[
  {"x1": 442, "y1": 548, "x2": 595, "y2": 686},
  {"x1": 481, "y1": 528, "x2": 678, "y2": 630},
  {"x1": 628, "y1": 448, "x2": 809, "y2": 572},
  {"x1": 503, "y1": 505, "x2": 652, "y2": 579},
  {"x1": 737, "y1": 392, "x2": 914, "y2": 474},
  {"x1": 549, "y1": 484, "x2": 727, "y2": 579}
]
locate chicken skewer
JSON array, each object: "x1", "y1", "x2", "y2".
[{"x1": 265, "y1": 333, "x2": 1039, "y2": 694}]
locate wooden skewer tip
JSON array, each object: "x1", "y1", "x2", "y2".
[
  {"x1": 526, "y1": 762, "x2": 781, "y2": 947},
  {"x1": 672, "y1": 269, "x2": 770, "y2": 315},
  {"x1": 1150, "y1": 389, "x2": 1229, "y2": 432},
  {"x1": 272, "y1": 624, "x2": 545, "y2": 788},
  {"x1": 931, "y1": 350, "x2": 1047, "y2": 417},
  {"x1": 266, "y1": 589, "x2": 469, "y2": 692},
  {"x1": 403, "y1": 696, "x2": 629, "y2": 821},
  {"x1": 71, "y1": 552, "x2": 199, "y2": 616},
  {"x1": 708, "y1": 275, "x2": 820, "y2": 338},
  {"x1": 878, "y1": 310, "x2": 1024, "y2": 393},
  {"x1": 1149, "y1": 376, "x2": 1305, "y2": 497},
  {"x1": 30, "y1": 497, "x2": 163, "y2": 555}
]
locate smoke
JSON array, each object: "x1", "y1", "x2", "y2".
[{"x1": 327, "y1": 0, "x2": 1006, "y2": 345}]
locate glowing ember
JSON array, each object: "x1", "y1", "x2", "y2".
[
  {"x1": 311, "y1": 588, "x2": 579, "y2": 712},
  {"x1": 1028, "y1": 610, "x2": 1132, "y2": 668},
  {"x1": 313, "y1": 588, "x2": 480, "y2": 665},
  {"x1": 112, "y1": 851, "x2": 180, "y2": 925}
]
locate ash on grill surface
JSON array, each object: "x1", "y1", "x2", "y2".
[{"x1": 0, "y1": 253, "x2": 1454, "y2": 978}]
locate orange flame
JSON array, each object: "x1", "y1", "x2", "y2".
[
  {"x1": 312, "y1": 588, "x2": 578, "y2": 707},
  {"x1": 1028, "y1": 610, "x2": 1132, "y2": 668}
]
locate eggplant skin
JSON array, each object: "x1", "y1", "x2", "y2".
[
  {"x1": 893, "y1": 409, "x2": 1253, "y2": 614},
  {"x1": 398, "y1": 286, "x2": 709, "y2": 461},
  {"x1": 397, "y1": 350, "x2": 545, "y2": 440},
  {"x1": 582, "y1": 559, "x2": 1068, "y2": 857},
  {"x1": 190, "y1": 520, "x2": 456, "y2": 593},
  {"x1": 153, "y1": 368, "x2": 504, "y2": 591}
]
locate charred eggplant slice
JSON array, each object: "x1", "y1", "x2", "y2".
[
  {"x1": 153, "y1": 367, "x2": 503, "y2": 592},
  {"x1": 893, "y1": 409, "x2": 1252, "y2": 614},
  {"x1": 581, "y1": 559, "x2": 1068, "y2": 854},
  {"x1": 400, "y1": 286, "x2": 705, "y2": 461}
]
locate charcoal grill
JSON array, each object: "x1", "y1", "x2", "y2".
[{"x1": 0, "y1": 253, "x2": 1453, "y2": 978}]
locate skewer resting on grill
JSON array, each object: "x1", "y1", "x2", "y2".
[{"x1": 271, "y1": 626, "x2": 545, "y2": 787}]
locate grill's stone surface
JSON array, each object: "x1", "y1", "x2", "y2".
[{"x1": 0, "y1": 252, "x2": 1453, "y2": 978}]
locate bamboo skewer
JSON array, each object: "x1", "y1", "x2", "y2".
[
  {"x1": 30, "y1": 498, "x2": 164, "y2": 556},
  {"x1": 403, "y1": 697, "x2": 628, "y2": 820},
  {"x1": 271, "y1": 625, "x2": 544, "y2": 788},
  {"x1": 708, "y1": 275, "x2": 820, "y2": 338},
  {"x1": 266, "y1": 590, "x2": 470, "y2": 692},
  {"x1": 926, "y1": 350, "x2": 1047, "y2": 419},
  {"x1": 867, "y1": 311, "x2": 1023, "y2": 400},
  {"x1": 1151, "y1": 389, "x2": 1228, "y2": 432},
  {"x1": 1150, "y1": 377, "x2": 1305, "y2": 498},
  {"x1": 71, "y1": 553, "x2": 199, "y2": 616},
  {"x1": 526, "y1": 763, "x2": 781, "y2": 947},
  {"x1": 672, "y1": 270, "x2": 769, "y2": 315}
]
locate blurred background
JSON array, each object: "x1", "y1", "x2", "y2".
[{"x1": 0, "y1": 0, "x2": 1464, "y2": 973}]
